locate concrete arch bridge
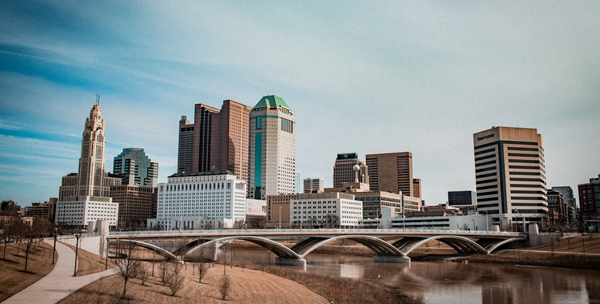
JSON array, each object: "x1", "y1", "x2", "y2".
[{"x1": 109, "y1": 229, "x2": 526, "y2": 266}]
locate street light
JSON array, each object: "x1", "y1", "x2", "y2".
[
  {"x1": 52, "y1": 226, "x2": 58, "y2": 264},
  {"x1": 471, "y1": 219, "x2": 475, "y2": 231},
  {"x1": 73, "y1": 232, "x2": 81, "y2": 277}
]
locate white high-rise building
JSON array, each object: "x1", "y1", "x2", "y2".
[
  {"x1": 56, "y1": 100, "x2": 120, "y2": 228},
  {"x1": 148, "y1": 171, "x2": 247, "y2": 230},
  {"x1": 248, "y1": 95, "x2": 296, "y2": 200},
  {"x1": 473, "y1": 126, "x2": 547, "y2": 231}
]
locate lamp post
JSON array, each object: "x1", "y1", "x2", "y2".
[
  {"x1": 73, "y1": 233, "x2": 81, "y2": 277},
  {"x1": 279, "y1": 206, "x2": 282, "y2": 230},
  {"x1": 52, "y1": 226, "x2": 57, "y2": 264},
  {"x1": 471, "y1": 219, "x2": 475, "y2": 231}
]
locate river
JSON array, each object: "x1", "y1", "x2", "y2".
[{"x1": 220, "y1": 249, "x2": 600, "y2": 304}]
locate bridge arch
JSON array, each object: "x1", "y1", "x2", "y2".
[
  {"x1": 291, "y1": 235, "x2": 407, "y2": 258},
  {"x1": 486, "y1": 238, "x2": 525, "y2": 253},
  {"x1": 181, "y1": 236, "x2": 303, "y2": 260},
  {"x1": 115, "y1": 239, "x2": 179, "y2": 261},
  {"x1": 395, "y1": 235, "x2": 489, "y2": 255}
]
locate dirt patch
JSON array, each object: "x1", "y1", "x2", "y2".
[
  {"x1": 61, "y1": 242, "x2": 108, "y2": 276},
  {"x1": 0, "y1": 242, "x2": 54, "y2": 302},
  {"x1": 59, "y1": 262, "x2": 330, "y2": 304}
]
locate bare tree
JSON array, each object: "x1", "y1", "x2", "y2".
[
  {"x1": 324, "y1": 214, "x2": 340, "y2": 228},
  {"x1": 160, "y1": 261, "x2": 174, "y2": 286},
  {"x1": 138, "y1": 263, "x2": 149, "y2": 286},
  {"x1": 246, "y1": 217, "x2": 266, "y2": 229},
  {"x1": 219, "y1": 276, "x2": 231, "y2": 300},
  {"x1": 113, "y1": 241, "x2": 142, "y2": 299},
  {"x1": 2, "y1": 215, "x2": 21, "y2": 260},
  {"x1": 232, "y1": 220, "x2": 245, "y2": 229},
  {"x1": 188, "y1": 249, "x2": 211, "y2": 283},
  {"x1": 167, "y1": 262, "x2": 184, "y2": 296},
  {"x1": 23, "y1": 218, "x2": 51, "y2": 272}
]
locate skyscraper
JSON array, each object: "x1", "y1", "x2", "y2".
[
  {"x1": 248, "y1": 95, "x2": 296, "y2": 200},
  {"x1": 366, "y1": 152, "x2": 414, "y2": 196},
  {"x1": 113, "y1": 148, "x2": 159, "y2": 187},
  {"x1": 210, "y1": 100, "x2": 251, "y2": 182},
  {"x1": 177, "y1": 101, "x2": 250, "y2": 182},
  {"x1": 333, "y1": 153, "x2": 368, "y2": 187},
  {"x1": 473, "y1": 126, "x2": 547, "y2": 230},
  {"x1": 192, "y1": 104, "x2": 219, "y2": 173},
  {"x1": 56, "y1": 102, "x2": 120, "y2": 228},
  {"x1": 177, "y1": 115, "x2": 194, "y2": 173}
]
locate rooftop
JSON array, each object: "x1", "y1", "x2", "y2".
[{"x1": 254, "y1": 95, "x2": 290, "y2": 110}]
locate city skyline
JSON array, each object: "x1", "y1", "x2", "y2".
[{"x1": 1, "y1": 1, "x2": 599, "y2": 206}]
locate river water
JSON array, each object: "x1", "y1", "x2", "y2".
[{"x1": 222, "y1": 250, "x2": 600, "y2": 304}]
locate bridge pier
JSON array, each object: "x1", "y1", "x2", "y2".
[
  {"x1": 374, "y1": 255, "x2": 411, "y2": 264},
  {"x1": 275, "y1": 257, "x2": 307, "y2": 268}
]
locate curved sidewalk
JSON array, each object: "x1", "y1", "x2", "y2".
[{"x1": 3, "y1": 240, "x2": 117, "y2": 304}]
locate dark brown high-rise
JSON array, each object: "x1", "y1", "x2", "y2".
[
  {"x1": 192, "y1": 104, "x2": 220, "y2": 173},
  {"x1": 177, "y1": 100, "x2": 251, "y2": 183},
  {"x1": 210, "y1": 100, "x2": 251, "y2": 182}
]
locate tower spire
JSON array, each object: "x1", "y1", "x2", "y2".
[{"x1": 96, "y1": 94, "x2": 100, "y2": 106}]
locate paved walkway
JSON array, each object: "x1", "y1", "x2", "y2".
[{"x1": 3, "y1": 240, "x2": 117, "y2": 304}]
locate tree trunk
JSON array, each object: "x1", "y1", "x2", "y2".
[
  {"x1": 24, "y1": 249, "x2": 29, "y2": 272},
  {"x1": 122, "y1": 279, "x2": 128, "y2": 299}
]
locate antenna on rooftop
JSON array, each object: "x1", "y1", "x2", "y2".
[{"x1": 96, "y1": 94, "x2": 100, "y2": 106}]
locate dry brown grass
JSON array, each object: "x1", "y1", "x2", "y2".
[
  {"x1": 0, "y1": 241, "x2": 54, "y2": 302},
  {"x1": 59, "y1": 262, "x2": 330, "y2": 304},
  {"x1": 530, "y1": 234, "x2": 600, "y2": 253},
  {"x1": 61, "y1": 242, "x2": 109, "y2": 276}
]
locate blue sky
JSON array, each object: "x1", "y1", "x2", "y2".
[{"x1": 1, "y1": 1, "x2": 599, "y2": 207}]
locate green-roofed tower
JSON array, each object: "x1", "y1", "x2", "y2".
[{"x1": 248, "y1": 95, "x2": 296, "y2": 200}]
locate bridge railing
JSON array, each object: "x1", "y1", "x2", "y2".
[{"x1": 110, "y1": 228, "x2": 525, "y2": 237}]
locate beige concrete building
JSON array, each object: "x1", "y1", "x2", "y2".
[
  {"x1": 473, "y1": 126, "x2": 547, "y2": 230},
  {"x1": 56, "y1": 102, "x2": 120, "y2": 228},
  {"x1": 266, "y1": 193, "x2": 298, "y2": 228},
  {"x1": 109, "y1": 185, "x2": 157, "y2": 229},
  {"x1": 366, "y1": 152, "x2": 420, "y2": 199},
  {"x1": 333, "y1": 153, "x2": 368, "y2": 187}
]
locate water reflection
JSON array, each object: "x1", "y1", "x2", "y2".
[{"x1": 223, "y1": 250, "x2": 599, "y2": 304}]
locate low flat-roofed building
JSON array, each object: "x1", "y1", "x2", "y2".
[
  {"x1": 290, "y1": 192, "x2": 362, "y2": 228},
  {"x1": 148, "y1": 171, "x2": 246, "y2": 230}
]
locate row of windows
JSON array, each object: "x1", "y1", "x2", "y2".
[
  {"x1": 476, "y1": 166, "x2": 496, "y2": 173},
  {"x1": 475, "y1": 154, "x2": 496, "y2": 161},
  {"x1": 475, "y1": 160, "x2": 496, "y2": 167},
  {"x1": 508, "y1": 159, "x2": 543, "y2": 164},
  {"x1": 474, "y1": 148, "x2": 495, "y2": 156}
]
